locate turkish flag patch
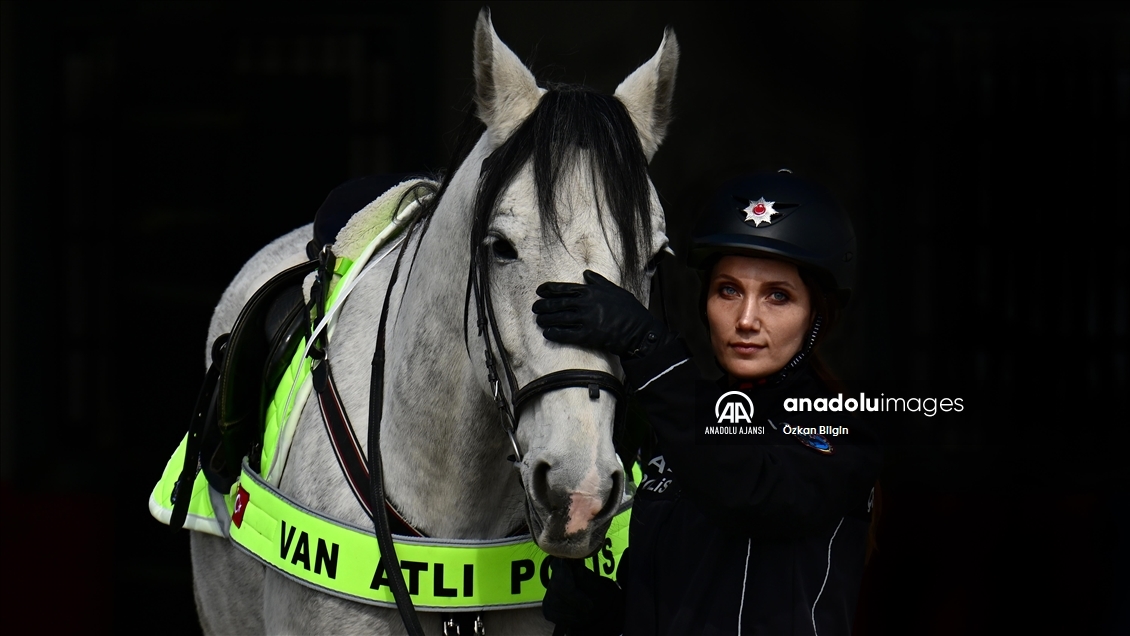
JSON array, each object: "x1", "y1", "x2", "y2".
[{"x1": 232, "y1": 485, "x2": 250, "y2": 529}]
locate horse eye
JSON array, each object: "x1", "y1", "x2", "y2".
[{"x1": 492, "y1": 237, "x2": 518, "y2": 261}]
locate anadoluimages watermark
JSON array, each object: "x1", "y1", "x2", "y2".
[
  {"x1": 784, "y1": 393, "x2": 963, "y2": 417},
  {"x1": 701, "y1": 390, "x2": 964, "y2": 443}
]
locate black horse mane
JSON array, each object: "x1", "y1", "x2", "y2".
[
  {"x1": 390, "y1": 84, "x2": 655, "y2": 353},
  {"x1": 468, "y1": 84, "x2": 654, "y2": 290}
]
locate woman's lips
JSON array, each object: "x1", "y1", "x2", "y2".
[{"x1": 730, "y1": 342, "x2": 765, "y2": 355}]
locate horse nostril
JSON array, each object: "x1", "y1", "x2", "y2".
[
  {"x1": 531, "y1": 459, "x2": 625, "y2": 523},
  {"x1": 596, "y1": 468, "x2": 624, "y2": 521},
  {"x1": 532, "y1": 460, "x2": 557, "y2": 507}
]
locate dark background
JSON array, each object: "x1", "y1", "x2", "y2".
[{"x1": 1, "y1": 1, "x2": 1126, "y2": 634}]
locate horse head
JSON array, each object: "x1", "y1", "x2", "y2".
[{"x1": 465, "y1": 9, "x2": 678, "y2": 558}]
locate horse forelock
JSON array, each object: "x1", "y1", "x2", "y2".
[{"x1": 468, "y1": 84, "x2": 657, "y2": 294}]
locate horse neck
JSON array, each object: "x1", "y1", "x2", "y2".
[{"x1": 379, "y1": 136, "x2": 525, "y2": 539}]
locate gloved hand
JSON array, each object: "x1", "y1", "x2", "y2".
[
  {"x1": 541, "y1": 556, "x2": 625, "y2": 636},
  {"x1": 533, "y1": 270, "x2": 670, "y2": 359}
]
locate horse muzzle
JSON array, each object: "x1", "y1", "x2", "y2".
[{"x1": 516, "y1": 392, "x2": 625, "y2": 558}]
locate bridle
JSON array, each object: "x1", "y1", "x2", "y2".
[
  {"x1": 470, "y1": 242, "x2": 627, "y2": 463},
  {"x1": 359, "y1": 182, "x2": 630, "y2": 636}
]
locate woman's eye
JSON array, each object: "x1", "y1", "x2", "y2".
[
  {"x1": 769, "y1": 290, "x2": 789, "y2": 302},
  {"x1": 718, "y1": 284, "x2": 739, "y2": 298}
]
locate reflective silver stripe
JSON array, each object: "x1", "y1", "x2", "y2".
[
  {"x1": 810, "y1": 517, "x2": 844, "y2": 636},
  {"x1": 737, "y1": 537, "x2": 751, "y2": 635},
  {"x1": 636, "y1": 358, "x2": 689, "y2": 391}
]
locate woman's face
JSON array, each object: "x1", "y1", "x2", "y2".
[{"x1": 706, "y1": 255, "x2": 814, "y2": 380}]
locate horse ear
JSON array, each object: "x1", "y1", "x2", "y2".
[
  {"x1": 614, "y1": 28, "x2": 679, "y2": 162},
  {"x1": 473, "y1": 8, "x2": 545, "y2": 147}
]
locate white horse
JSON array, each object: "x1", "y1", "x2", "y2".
[{"x1": 187, "y1": 10, "x2": 677, "y2": 634}]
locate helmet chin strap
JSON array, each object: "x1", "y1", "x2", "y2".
[{"x1": 770, "y1": 313, "x2": 823, "y2": 384}]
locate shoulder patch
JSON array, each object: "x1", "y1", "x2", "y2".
[{"x1": 793, "y1": 431, "x2": 834, "y2": 455}]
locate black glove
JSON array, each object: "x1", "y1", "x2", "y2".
[
  {"x1": 542, "y1": 556, "x2": 625, "y2": 636},
  {"x1": 533, "y1": 270, "x2": 670, "y2": 359}
]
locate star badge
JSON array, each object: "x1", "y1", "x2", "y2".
[{"x1": 742, "y1": 197, "x2": 778, "y2": 226}]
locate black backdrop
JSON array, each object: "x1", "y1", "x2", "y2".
[{"x1": 1, "y1": 1, "x2": 1126, "y2": 634}]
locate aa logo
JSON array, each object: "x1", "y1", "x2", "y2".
[{"x1": 715, "y1": 391, "x2": 754, "y2": 424}]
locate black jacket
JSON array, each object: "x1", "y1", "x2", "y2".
[{"x1": 620, "y1": 338, "x2": 882, "y2": 636}]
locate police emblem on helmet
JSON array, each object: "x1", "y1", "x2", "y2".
[
  {"x1": 742, "y1": 197, "x2": 777, "y2": 226},
  {"x1": 689, "y1": 170, "x2": 858, "y2": 308}
]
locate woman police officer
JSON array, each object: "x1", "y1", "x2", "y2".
[{"x1": 534, "y1": 170, "x2": 882, "y2": 635}]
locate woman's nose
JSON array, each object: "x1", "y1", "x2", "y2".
[{"x1": 736, "y1": 298, "x2": 760, "y2": 331}]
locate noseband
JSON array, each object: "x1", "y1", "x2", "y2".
[{"x1": 471, "y1": 243, "x2": 627, "y2": 462}]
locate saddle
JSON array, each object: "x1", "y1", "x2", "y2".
[{"x1": 168, "y1": 173, "x2": 426, "y2": 529}]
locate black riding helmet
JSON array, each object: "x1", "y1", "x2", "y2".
[{"x1": 689, "y1": 170, "x2": 857, "y2": 308}]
